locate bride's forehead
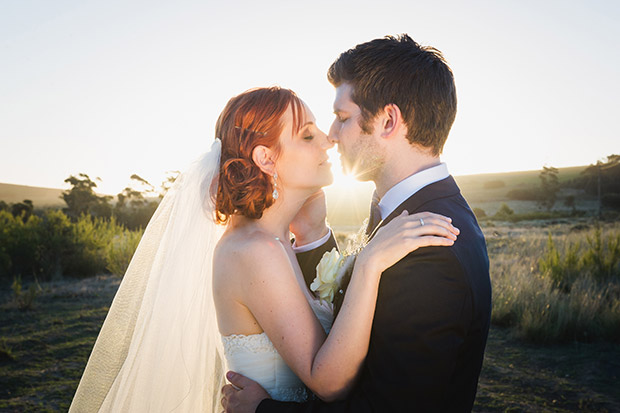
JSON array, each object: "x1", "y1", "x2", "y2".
[{"x1": 280, "y1": 103, "x2": 314, "y2": 135}]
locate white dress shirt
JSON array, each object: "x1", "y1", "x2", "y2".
[{"x1": 378, "y1": 163, "x2": 450, "y2": 219}]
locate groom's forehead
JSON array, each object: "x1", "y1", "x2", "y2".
[{"x1": 333, "y1": 83, "x2": 358, "y2": 111}]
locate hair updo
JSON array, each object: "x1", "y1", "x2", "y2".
[{"x1": 215, "y1": 87, "x2": 304, "y2": 224}]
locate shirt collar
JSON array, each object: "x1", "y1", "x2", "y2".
[{"x1": 378, "y1": 163, "x2": 450, "y2": 219}]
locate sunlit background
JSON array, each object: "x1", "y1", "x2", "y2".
[{"x1": 1, "y1": 0, "x2": 618, "y2": 196}]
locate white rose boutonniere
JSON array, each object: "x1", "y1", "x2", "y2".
[
  {"x1": 310, "y1": 226, "x2": 370, "y2": 304},
  {"x1": 310, "y1": 248, "x2": 356, "y2": 304},
  {"x1": 310, "y1": 248, "x2": 342, "y2": 303}
]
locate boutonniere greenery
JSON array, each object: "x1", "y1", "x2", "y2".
[{"x1": 310, "y1": 223, "x2": 370, "y2": 303}]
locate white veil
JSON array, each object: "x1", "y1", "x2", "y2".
[{"x1": 70, "y1": 139, "x2": 227, "y2": 412}]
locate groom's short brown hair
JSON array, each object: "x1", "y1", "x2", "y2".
[{"x1": 328, "y1": 34, "x2": 456, "y2": 156}]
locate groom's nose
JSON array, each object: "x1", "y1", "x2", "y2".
[{"x1": 327, "y1": 121, "x2": 339, "y2": 144}]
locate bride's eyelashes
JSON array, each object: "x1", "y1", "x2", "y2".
[{"x1": 303, "y1": 135, "x2": 315, "y2": 141}]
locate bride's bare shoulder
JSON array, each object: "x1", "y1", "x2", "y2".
[{"x1": 214, "y1": 228, "x2": 290, "y2": 277}]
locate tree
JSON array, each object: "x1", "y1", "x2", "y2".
[
  {"x1": 11, "y1": 199, "x2": 34, "y2": 222},
  {"x1": 538, "y1": 166, "x2": 559, "y2": 211},
  {"x1": 62, "y1": 174, "x2": 112, "y2": 219},
  {"x1": 114, "y1": 174, "x2": 160, "y2": 229},
  {"x1": 160, "y1": 170, "x2": 180, "y2": 198},
  {"x1": 581, "y1": 154, "x2": 620, "y2": 216}
]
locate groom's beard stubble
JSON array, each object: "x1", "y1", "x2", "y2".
[{"x1": 341, "y1": 134, "x2": 385, "y2": 182}]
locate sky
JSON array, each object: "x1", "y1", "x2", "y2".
[{"x1": 1, "y1": 0, "x2": 618, "y2": 195}]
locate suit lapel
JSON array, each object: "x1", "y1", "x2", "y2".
[{"x1": 333, "y1": 176, "x2": 460, "y2": 316}]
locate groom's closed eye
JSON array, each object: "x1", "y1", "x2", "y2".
[{"x1": 334, "y1": 113, "x2": 348, "y2": 123}]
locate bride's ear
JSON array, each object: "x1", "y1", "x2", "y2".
[{"x1": 252, "y1": 145, "x2": 276, "y2": 176}]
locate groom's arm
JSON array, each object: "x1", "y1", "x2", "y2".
[{"x1": 294, "y1": 231, "x2": 337, "y2": 288}]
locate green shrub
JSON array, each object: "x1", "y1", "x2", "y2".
[
  {"x1": 1, "y1": 208, "x2": 145, "y2": 282},
  {"x1": 63, "y1": 215, "x2": 125, "y2": 278},
  {"x1": 581, "y1": 228, "x2": 620, "y2": 281},
  {"x1": 11, "y1": 275, "x2": 40, "y2": 311},
  {"x1": 37, "y1": 210, "x2": 73, "y2": 279},
  {"x1": 106, "y1": 229, "x2": 144, "y2": 276},
  {"x1": 0, "y1": 210, "x2": 41, "y2": 279},
  {"x1": 493, "y1": 203, "x2": 514, "y2": 220},
  {"x1": 492, "y1": 225, "x2": 620, "y2": 343},
  {"x1": 539, "y1": 228, "x2": 620, "y2": 290}
]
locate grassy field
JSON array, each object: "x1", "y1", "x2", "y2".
[
  {"x1": 1, "y1": 220, "x2": 619, "y2": 412},
  {"x1": 2, "y1": 166, "x2": 618, "y2": 411}
]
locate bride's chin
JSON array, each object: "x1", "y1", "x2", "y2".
[{"x1": 322, "y1": 171, "x2": 334, "y2": 187}]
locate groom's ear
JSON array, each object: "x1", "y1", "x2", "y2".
[
  {"x1": 380, "y1": 103, "x2": 404, "y2": 139},
  {"x1": 252, "y1": 145, "x2": 276, "y2": 175}
]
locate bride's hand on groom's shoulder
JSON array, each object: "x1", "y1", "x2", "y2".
[
  {"x1": 290, "y1": 190, "x2": 330, "y2": 246},
  {"x1": 358, "y1": 211, "x2": 460, "y2": 274}
]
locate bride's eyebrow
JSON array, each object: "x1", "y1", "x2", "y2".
[{"x1": 299, "y1": 121, "x2": 314, "y2": 133}]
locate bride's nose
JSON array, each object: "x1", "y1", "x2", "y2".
[{"x1": 319, "y1": 130, "x2": 334, "y2": 150}]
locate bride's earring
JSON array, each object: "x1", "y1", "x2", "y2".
[{"x1": 272, "y1": 172, "x2": 279, "y2": 200}]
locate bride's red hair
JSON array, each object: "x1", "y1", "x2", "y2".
[{"x1": 215, "y1": 87, "x2": 304, "y2": 224}]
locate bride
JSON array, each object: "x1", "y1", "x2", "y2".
[{"x1": 70, "y1": 86, "x2": 458, "y2": 412}]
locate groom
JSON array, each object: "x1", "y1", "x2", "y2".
[{"x1": 222, "y1": 34, "x2": 491, "y2": 412}]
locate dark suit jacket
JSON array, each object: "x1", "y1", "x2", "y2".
[{"x1": 261, "y1": 176, "x2": 491, "y2": 412}]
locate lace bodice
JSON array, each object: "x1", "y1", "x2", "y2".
[{"x1": 222, "y1": 297, "x2": 333, "y2": 402}]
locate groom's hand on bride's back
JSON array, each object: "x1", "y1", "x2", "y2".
[
  {"x1": 289, "y1": 190, "x2": 329, "y2": 247},
  {"x1": 221, "y1": 371, "x2": 270, "y2": 413}
]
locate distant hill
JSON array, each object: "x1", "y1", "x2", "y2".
[
  {"x1": 0, "y1": 164, "x2": 591, "y2": 226},
  {"x1": 0, "y1": 183, "x2": 65, "y2": 207}
]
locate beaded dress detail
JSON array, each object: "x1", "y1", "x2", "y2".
[{"x1": 222, "y1": 298, "x2": 333, "y2": 402}]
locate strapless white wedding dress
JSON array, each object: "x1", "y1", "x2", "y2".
[{"x1": 222, "y1": 298, "x2": 333, "y2": 402}]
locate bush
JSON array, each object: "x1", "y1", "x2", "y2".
[
  {"x1": 11, "y1": 275, "x2": 40, "y2": 311},
  {"x1": 113, "y1": 202, "x2": 158, "y2": 230},
  {"x1": 0, "y1": 210, "x2": 41, "y2": 279},
  {"x1": 37, "y1": 210, "x2": 73, "y2": 279},
  {"x1": 106, "y1": 229, "x2": 144, "y2": 276},
  {"x1": 0, "y1": 208, "x2": 142, "y2": 283},
  {"x1": 493, "y1": 203, "x2": 514, "y2": 220},
  {"x1": 62, "y1": 215, "x2": 125, "y2": 278},
  {"x1": 473, "y1": 207, "x2": 486, "y2": 218},
  {"x1": 539, "y1": 228, "x2": 620, "y2": 289}
]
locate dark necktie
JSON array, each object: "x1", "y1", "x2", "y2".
[{"x1": 366, "y1": 191, "x2": 382, "y2": 236}]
